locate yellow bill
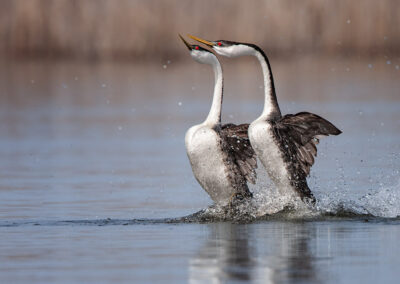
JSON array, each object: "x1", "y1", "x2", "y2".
[{"x1": 187, "y1": 34, "x2": 215, "y2": 47}]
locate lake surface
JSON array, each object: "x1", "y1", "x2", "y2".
[{"x1": 0, "y1": 57, "x2": 399, "y2": 283}]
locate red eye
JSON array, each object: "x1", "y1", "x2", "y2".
[
  {"x1": 195, "y1": 46, "x2": 199, "y2": 50},
  {"x1": 217, "y1": 42, "x2": 222, "y2": 46}
]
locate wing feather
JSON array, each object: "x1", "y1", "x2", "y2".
[
  {"x1": 220, "y1": 123, "x2": 258, "y2": 184},
  {"x1": 274, "y1": 112, "x2": 341, "y2": 177}
]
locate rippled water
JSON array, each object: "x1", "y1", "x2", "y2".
[{"x1": 0, "y1": 58, "x2": 399, "y2": 283}]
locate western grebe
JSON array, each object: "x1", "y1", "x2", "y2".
[
  {"x1": 189, "y1": 35, "x2": 341, "y2": 203},
  {"x1": 180, "y1": 35, "x2": 257, "y2": 206}
]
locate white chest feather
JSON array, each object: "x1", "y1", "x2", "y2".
[
  {"x1": 248, "y1": 121, "x2": 296, "y2": 197},
  {"x1": 185, "y1": 125, "x2": 235, "y2": 205}
]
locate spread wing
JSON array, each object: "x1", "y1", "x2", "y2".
[
  {"x1": 220, "y1": 123, "x2": 258, "y2": 184},
  {"x1": 273, "y1": 112, "x2": 342, "y2": 177}
]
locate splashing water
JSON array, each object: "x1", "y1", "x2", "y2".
[
  {"x1": 357, "y1": 182, "x2": 400, "y2": 218},
  {"x1": 187, "y1": 175, "x2": 400, "y2": 222}
]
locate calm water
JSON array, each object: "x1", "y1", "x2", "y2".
[{"x1": 0, "y1": 57, "x2": 400, "y2": 283}]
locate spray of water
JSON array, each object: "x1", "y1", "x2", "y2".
[
  {"x1": 316, "y1": 180, "x2": 400, "y2": 218},
  {"x1": 189, "y1": 175, "x2": 400, "y2": 222}
]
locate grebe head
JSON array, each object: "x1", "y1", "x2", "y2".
[
  {"x1": 179, "y1": 34, "x2": 218, "y2": 65},
  {"x1": 188, "y1": 34, "x2": 256, "y2": 58}
]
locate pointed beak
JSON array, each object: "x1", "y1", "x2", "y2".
[
  {"x1": 179, "y1": 34, "x2": 193, "y2": 50},
  {"x1": 188, "y1": 34, "x2": 215, "y2": 47}
]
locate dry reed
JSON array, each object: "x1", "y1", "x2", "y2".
[{"x1": 0, "y1": 0, "x2": 399, "y2": 61}]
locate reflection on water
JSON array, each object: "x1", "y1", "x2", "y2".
[
  {"x1": 2, "y1": 219, "x2": 400, "y2": 284},
  {"x1": 190, "y1": 223, "x2": 257, "y2": 283},
  {"x1": 190, "y1": 223, "x2": 319, "y2": 283},
  {"x1": 189, "y1": 220, "x2": 400, "y2": 284}
]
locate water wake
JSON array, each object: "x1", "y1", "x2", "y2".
[
  {"x1": 1, "y1": 181, "x2": 399, "y2": 227},
  {"x1": 183, "y1": 179, "x2": 400, "y2": 222}
]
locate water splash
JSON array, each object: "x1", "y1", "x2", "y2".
[
  {"x1": 315, "y1": 179, "x2": 400, "y2": 218},
  {"x1": 357, "y1": 185, "x2": 400, "y2": 218},
  {"x1": 187, "y1": 177, "x2": 400, "y2": 222}
]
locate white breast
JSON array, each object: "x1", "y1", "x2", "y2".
[
  {"x1": 248, "y1": 121, "x2": 296, "y2": 199},
  {"x1": 185, "y1": 124, "x2": 235, "y2": 205}
]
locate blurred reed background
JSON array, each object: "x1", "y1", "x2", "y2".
[{"x1": 0, "y1": 0, "x2": 399, "y2": 62}]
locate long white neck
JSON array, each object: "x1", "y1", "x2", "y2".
[
  {"x1": 253, "y1": 49, "x2": 281, "y2": 120},
  {"x1": 204, "y1": 60, "x2": 223, "y2": 125}
]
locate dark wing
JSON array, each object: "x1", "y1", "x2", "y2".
[
  {"x1": 220, "y1": 123, "x2": 258, "y2": 184},
  {"x1": 274, "y1": 112, "x2": 342, "y2": 177}
]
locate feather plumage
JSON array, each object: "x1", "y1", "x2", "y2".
[
  {"x1": 272, "y1": 112, "x2": 342, "y2": 200},
  {"x1": 220, "y1": 123, "x2": 258, "y2": 185}
]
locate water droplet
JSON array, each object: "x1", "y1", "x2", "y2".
[
  {"x1": 31, "y1": 79, "x2": 35, "y2": 84},
  {"x1": 386, "y1": 60, "x2": 391, "y2": 65},
  {"x1": 346, "y1": 67, "x2": 350, "y2": 72},
  {"x1": 74, "y1": 76, "x2": 79, "y2": 81},
  {"x1": 359, "y1": 111, "x2": 363, "y2": 116},
  {"x1": 396, "y1": 65, "x2": 399, "y2": 70},
  {"x1": 101, "y1": 83, "x2": 107, "y2": 88},
  {"x1": 167, "y1": 60, "x2": 171, "y2": 64},
  {"x1": 163, "y1": 65, "x2": 167, "y2": 69},
  {"x1": 191, "y1": 86, "x2": 196, "y2": 91},
  {"x1": 346, "y1": 19, "x2": 351, "y2": 24},
  {"x1": 118, "y1": 126, "x2": 123, "y2": 131},
  {"x1": 368, "y1": 64, "x2": 373, "y2": 69},
  {"x1": 178, "y1": 102, "x2": 182, "y2": 106}
]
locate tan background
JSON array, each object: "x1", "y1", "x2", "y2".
[{"x1": 0, "y1": 0, "x2": 399, "y2": 61}]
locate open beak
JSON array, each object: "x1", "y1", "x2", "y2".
[
  {"x1": 188, "y1": 34, "x2": 215, "y2": 47},
  {"x1": 179, "y1": 34, "x2": 193, "y2": 50}
]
